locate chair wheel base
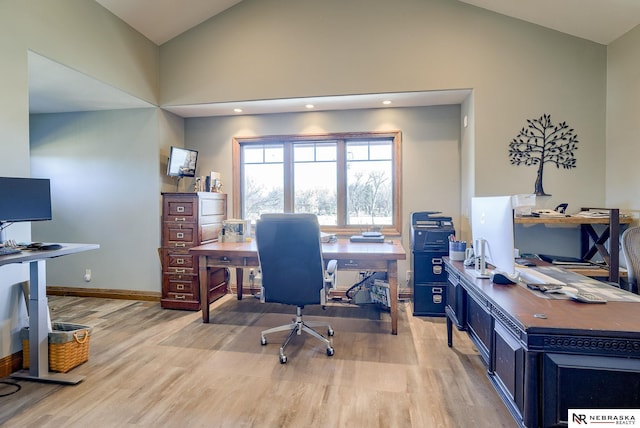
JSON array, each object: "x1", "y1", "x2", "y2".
[
  {"x1": 327, "y1": 347, "x2": 335, "y2": 356},
  {"x1": 279, "y1": 354, "x2": 288, "y2": 364}
]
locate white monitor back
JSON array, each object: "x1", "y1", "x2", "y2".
[{"x1": 471, "y1": 196, "x2": 515, "y2": 276}]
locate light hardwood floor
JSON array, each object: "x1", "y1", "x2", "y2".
[{"x1": 0, "y1": 295, "x2": 515, "y2": 427}]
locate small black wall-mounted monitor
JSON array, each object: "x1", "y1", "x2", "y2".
[
  {"x1": 167, "y1": 146, "x2": 198, "y2": 178},
  {"x1": 0, "y1": 177, "x2": 52, "y2": 224}
]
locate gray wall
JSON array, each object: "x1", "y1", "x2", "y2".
[
  {"x1": 607, "y1": 25, "x2": 640, "y2": 215},
  {"x1": 30, "y1": 109, "x2": 163, "y2": 292},
  {"x1": 161, "y1": 0, "x2": 608, "y2": 218},
  {"x1": 186, "y1": 105, "x2": 462, "y2": 282},
  {"x1": 0, "y1": 0, "x2": 159, "y2": 358}
]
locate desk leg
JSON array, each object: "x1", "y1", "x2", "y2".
[
  {"x1": 12, "y1": 260, "x2": 84, "y2": 384},
  {"x1": 388, "y1": 260, "x2": 398, "y2": 335},
  {"x1": 199, "y1": 255, "x2": 210, "y2": 323},
  {"x1": 236, "y1": 268, "x2": 243, "y2": 300},
  {"x1": 446, "y1": 311, "x2": 453, "y2": 347}
]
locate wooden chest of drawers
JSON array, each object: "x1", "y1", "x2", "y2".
[{"x1": 161, "y1": 192, "x2": 227, "y2": 310}]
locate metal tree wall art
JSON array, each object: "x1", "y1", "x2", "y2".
[{"x1": 508, "y1": 113, "x2": 579, "y2": 196}]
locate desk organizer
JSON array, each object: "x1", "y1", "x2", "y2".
[{"x1": 21, "y1": 322, "x2": 92, "y2": 373}]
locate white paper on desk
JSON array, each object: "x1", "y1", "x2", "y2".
[
  {"x1": 320, "y1": 232, "x2": 336, "y2": 243},
  {"x1": 574, "y1": 210, "x2": 610, "y2": 218}
]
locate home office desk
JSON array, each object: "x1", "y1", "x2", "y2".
[
  {"x1": 2, "y1": 243, "x2": 99, "y2": 384},
  {"x1": 444, "y1": 258, "x2": 640, "y2": 428},
  {"x1": 190, "y1": 239, "x2": 406, "y2": 334}
]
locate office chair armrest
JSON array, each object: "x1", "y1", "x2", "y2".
[
  {"x1": 326, "y1": 259, "x2": 337, "y2": 275},
  {"x1": 321, "y1": 259, "x2": 338, "y2": 306},
  {"x1": 325, "y1": 260, "x2": 337, "y2": 288}
]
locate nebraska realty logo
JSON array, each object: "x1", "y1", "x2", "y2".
[{"x1": 569, "y1": 409, "x2": 639, "y2": 426}]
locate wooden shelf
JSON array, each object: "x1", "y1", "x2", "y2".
[
  {"x1": 565, "y1": 266, "x2": 627, "y2": 278},
  {"x1": 515, "y1": 208, "x2": 631, "y2": 283},
  {"x1": 516, "y1": 215, "x2": 632, "y2": 225}
]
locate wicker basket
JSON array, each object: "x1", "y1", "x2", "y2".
[{"x1": 22, "y1": 322, "x2": 92, "y2": 373}]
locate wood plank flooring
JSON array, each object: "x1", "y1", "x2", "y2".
[{"x1": 0, "y1": 295, "x2": 515, "y2": 427}]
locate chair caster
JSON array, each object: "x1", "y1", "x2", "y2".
[
  {"x1": 260, "y1": 336, "x2": 267, "y2": 345},
  {"x1": 328, "y1": 328, "x2": 334, "y2": 336},
  {"x1": 326, "y1": 347, "x2": 335, "y2": 357},
  {"x1": 279, "y1": 354, "x2": 288, "y2": 364}
]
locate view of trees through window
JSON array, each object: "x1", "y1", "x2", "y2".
[{"x1": 234, "y1": 132, "x2": 401, "y2": 233}]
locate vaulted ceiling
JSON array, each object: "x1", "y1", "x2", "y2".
[
  {"x1": 96, "y1": 0, "x2": 640, "y2": 46},
  {"x1": 29, "y1": 1, "x2": 640, "y2": 117}
]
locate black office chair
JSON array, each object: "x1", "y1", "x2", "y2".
[
  {"x1": 622, "y1": 226, "x2": 640, "y2": 294},
  {"x1": 255, "y1": 213, "x2": 336, "y2": 364}
]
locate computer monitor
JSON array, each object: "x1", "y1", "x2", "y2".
[
  {"x1": 471, "y1": 196, "x2": 516, "y2": 280},
  {"x1": 0, "y1": 177, "x2": 52, "y2": 242},
  {"x1": 0, "y1": 177, "x2": 52, "y2": 224},
  {"x1": 167, "y1": 146, "x2": 198, "y2": 178}
]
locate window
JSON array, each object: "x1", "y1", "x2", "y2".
[{"x1": 232, "y1": 131, "x2": 402, "y2": 235}]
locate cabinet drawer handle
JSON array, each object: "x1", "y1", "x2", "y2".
[
  {"x1": 175, "y1": 243, "x2": 186, "y2": 248},
  {"x1": 177, "y1": 284, "x2": 185, "y2": 290},
  {"x1": 174, "y1": 269, "x2": 186, "y2": 273},
  {"x1": 174, "y1": 217, "x2": 186, "y2": 222},
  {"x1": 344, "y1": 260, "x2": 359, "y2": 267},
  {"x1": 175, "y1": 295, "x2": 186, "y2": 300},
  {"x1": 218, "y1": 256, "x2": 232, "y2": 263},
  {"x1": 177, "y1": 206, "x2": 185, "y2": 213}
]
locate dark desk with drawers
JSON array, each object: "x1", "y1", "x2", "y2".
[{"x1": 444, "y1": 258, "x2": 640, "y2": 428}]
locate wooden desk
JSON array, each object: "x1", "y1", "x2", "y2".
[
  {"x1": 190, "y1": 239, "x2": 406, "y2": 334},
  {"x1": 2, "y1": 243, "x2": 99, "y2": 384},
  {"x1": 444, "y1": 258, "x2": 640, "y2": 427},
  {"x1": 515, "y1": 208, "x2": 632, "y2": 283}
]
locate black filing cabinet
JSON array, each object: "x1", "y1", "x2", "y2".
[{"x1": 411, "y1": 212, "x2": 454, "y2": 316}]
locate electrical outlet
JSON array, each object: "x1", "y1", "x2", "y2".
[
  {"x1": 83, "y1": 269, "x2": 92, "y2": 282},
  {"x1": 406, "y1": 270, "x2": 412, "y2": 282}
]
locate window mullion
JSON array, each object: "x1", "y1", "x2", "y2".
[
  {"x1": 336, "y1": 139, "x2": 346, "y2": 227},
  {"x1": 283, "y1": 142, "x2": 293, "y2": 212}
]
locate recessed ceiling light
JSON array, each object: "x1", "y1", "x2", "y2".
[
  {"x1": 305, "y1": 104, "x2": 315, "y2": 109},
  {"x1": 233, "y1": 108, "x2": 243, "y2": 113},
  {"x1": 382, "y1": 100, "x2": 392, "y2": 105}
]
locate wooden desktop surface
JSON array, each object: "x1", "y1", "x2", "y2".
[
  {"x1": 190, "y1": 238, "x2": 406, "y2": 334},
  {"x1": 448, "y1": 259, "x2": 640, "y2": 335}
]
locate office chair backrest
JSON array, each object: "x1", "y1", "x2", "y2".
[
  {"x1": 622, "y1": 226, "x2": 640, "y2": 293},
  {"x1": 256, "y1": 213, "x2": 325, "y2": 306}
]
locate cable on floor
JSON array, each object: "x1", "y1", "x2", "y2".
[{"x1": 0, "y1": 380, "x2": 21, "y2": 397}]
